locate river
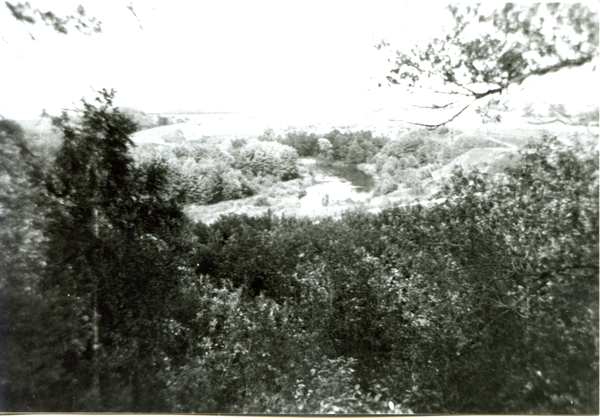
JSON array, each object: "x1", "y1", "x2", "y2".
[{"x1": 298, "y1": 159, "x2": 376, "y2": 216}]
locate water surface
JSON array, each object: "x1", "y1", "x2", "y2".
[{"x1": 299, "y1": 160, "x2": 375, "y2": 215}]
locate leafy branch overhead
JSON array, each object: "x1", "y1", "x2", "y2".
[
  {"x1": 377, "y1": 4, "x2": 599, "y2": 128},
  {"x1": 4, "y1": 1, "x2": 102, "y2": 37}
]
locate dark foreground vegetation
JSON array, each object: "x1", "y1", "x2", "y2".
[{"x1": 0, "y1": 91, "x2": 598, "y2": 414}]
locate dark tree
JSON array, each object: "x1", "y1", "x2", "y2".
[
  {"x1": 43, "y1": 89, "x2": 184, "y2": 411},
  {"x1": 0, "y1": 119, "x2": 58, "y2": 411}
]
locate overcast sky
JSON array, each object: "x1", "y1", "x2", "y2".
[{"x1": 1, "y1": 1, "x2": 597, "y2": 120}]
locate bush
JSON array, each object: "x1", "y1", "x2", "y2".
[
  {"x1": 373, "y1": 176, "x2": 398, "y2": 196},
  {"x1": 254, "y1": 196, "x2": 269, "y2": 207},
  {"x1": 377, "y1": 128, "x2": 449, "y2": 166},
  {"x1": 436, "y1": 126, "x2": 450, "y2": 136},
  {"x1": 157, "y1": 116, "x2": 173, "y2": 127},
  {"x1": 576, "y1": 106, "x2": 599, "y2": 126},
  {"x1": 258, "y1": 128, "x2": 279, "y2": 142},
  {"x1": 320, "y1": 130, "x2": 388, "y2": 163},
  {"x1": 398, "y1": 154, "x2": 419, "y2": 170},
  {"x1": 317, "y1": 138, "x2": 333, "y2": 160},
  {"x1": 345, "y1": 139, "x2": 365, "y2": 164},
  {"x1": 280, "y1": 131, "x2": 319, "y2": 157},
  {"x1": 119, "y1": 107, "x2": 157, "y2": 131},
  {"x1": 380, "y1": 129, "x2": 428, "y2": 159},
  {"x1": 396, "y1": 167, "x2": 421, "y2": 187},
  {"x1": 131, "y1": 143, "x2": 254, "y2": 205},
  {"x1": 235, "y1": 141, "x2": 300, "y2": 181},
  {"x1": 380, "y1": 156, "x2": 400, "y2": 176},
  {"x1": 177, "y1": 160, "x2": 253, "y2": 204},
  {"x1": 230, "y1": 138, "x2": 248, "y2": 150}
]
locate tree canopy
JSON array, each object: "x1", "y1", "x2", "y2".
[
  {"x1": 0, "y1": 88, "x2": 598, "y2": 414},
  {"x1": 377, "y1": 3, "x2": 599, "y2": 128},
  {"x1": 4, "y1": 1, "x2": 102, "y2": 38}
]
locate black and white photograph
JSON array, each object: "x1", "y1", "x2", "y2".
[{"x1": 0, "y1": 0, "x2": 598, "y2": 414}]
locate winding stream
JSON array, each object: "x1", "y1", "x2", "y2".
[{"x1": 298, "y1": 159, "x2": 376, "y2": 215}]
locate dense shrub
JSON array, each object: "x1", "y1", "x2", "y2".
[
  {"x1": 182, "y1": 135, "x2": 598, "y2": 414},
  {"x1": 176, "y1": 160, "x2": 253, "y2": 204},
  {"x1": 257, "y1": 128, "x2": 279, "y2": 142},
  {"x1": 234, "y1": 141, "x2": 300, "y2": 181},
  {"x1": 319, "y1": 129, "x2": 388, "y2": 163},
  {"x1": 132, "y1": 143, "x2": 254, "y2": 205},
  {"x1": 4, "y1": 97, "x2": 598, "y2": 416},
  {"x1": 371, "y1": 128, "x2": 456, "y2": 191},
  {"x1": 280, "y1": 131, "x2": 319, "y2": 157},
  {"x1": 254, "y1": 195, "x2": 269, "y2": 206},
  {"x1": 166, "y1": 275, "x2": 401, "y2": 414},
  {"x1": 277, "y1": 129, "x2": 389, "y2": 164},
  {"x1": 372, "y1": 176, "x2": 398, "y2": 196},
  {"x1": 377, "y1": 128, "x2": 450, "y2": 165}
]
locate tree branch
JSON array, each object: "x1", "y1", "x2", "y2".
[
  {"x1": 389, "y1": 100, "x2": 475, "y2": 130},
  {"x1": 473, "y1": 86, "x2": 504, "y2": 100},
  {"x1": 432, "y1": 89, "x2": 471, "y2": 96},
  {"x1": 528, "y1": 118, "x2": 569, "y2": 125},
  {"x1": 512, "y1": 54, "x2": 596, "y2": 86},
  {"x1": 413, "y1": 101, "x2": 458, "y2": 110},
  {"x1": 126, "y1": 3, "x2": 143, "y2": 31}
]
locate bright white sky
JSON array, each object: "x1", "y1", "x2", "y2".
[{"x1": 0, "y1": 0, "x2": 597, "y2": 121}]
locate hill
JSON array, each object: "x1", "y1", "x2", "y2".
[{"x1": 432, "y1": 147, "x2": 518, "y2": 180}]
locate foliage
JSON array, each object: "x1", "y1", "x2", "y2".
[
  {"x1": 372, "y1": 176, "x2": 398, "y2": 196},
  {"x1": 373, "y1": 128, "x2": 453, "y2": 189},
  {"x1": 0, "y1": 119, "x2": 57, "y2": 411},
  {"x1": 132, "y1": 143, "x2": 255, "y2": 205},
  {"x1": 5, "y1": 1, "x2": 102, "y2": 36},
  {"x1": 1, "y1": 95, "x2": 597, "y2": 416},
  {"x1": 131, "y1": 137, "x2": 304, "y2": 207},
  {"x1": 321, "y1": 129, "x2": 388, "y2": 164},
  {"x1": 183, "y1": 135, "x2": 597, "y2": 414},
  {"x1": 234, "y1": 140, "x2": 300, "y2": 181},
  {"x1": 378, "y1": 128, "x2": 451, "y2": 164},
  {"x1": 176, "y1": 159, "x2": 252, "y2": 204},
  {"x1": 279, "y1": 131, "x2": 319, "y2": 157},
  {"x1": 576, "y1": 106, "x2": 599, "y2": 126},
  {"x1": 276, "y1": 129, "x2": 388, "y2": 165},
  {"x1": 165, "y1": 273, "x2": 405, "y2": 414},
  {"x1": 253, "y1": 195, "x2": 269, "y2": 207},
  {"x1": 377, "y1": 3, "x2": 599, "y2": 127},
  {"x1": 119, "y1": 107, "x2": 174, "y2": 132},
  {"x1": 317, "y1": 137, "x2": 333, "y2": 160},
  {"x1": 257, "y1": 128, "x2": 278, "y2": 143},
  {"x1": 36, "y1": 89, "x2": 185, "y2": 411}
]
